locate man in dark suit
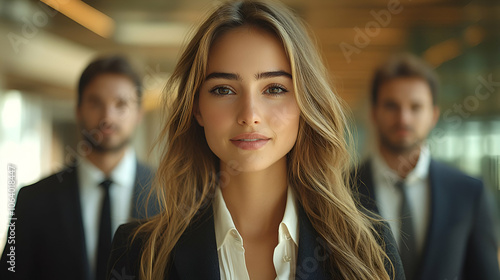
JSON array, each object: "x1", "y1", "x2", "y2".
[
  {"x1": 355, "y1": 53, "x2": 499, "y2": 280},
  {"x1": 0, "y1": 55, "x2": 158, "y2": 280}
]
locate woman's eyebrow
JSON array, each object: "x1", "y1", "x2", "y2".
[
  {"x1": 256, "y1": 70, "x2": 292, "y2": 80},
  {"x1": 205, "y1": 72, "x2": 241, "y2": 81},
  {"x1": 205, "y1": 70, "x2": 292, "y2": 81}
]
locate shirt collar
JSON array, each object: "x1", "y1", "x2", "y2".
[
  {"x1": 280, "y1": 187, "x2": 299, "y2": 246},
  {"x1": 372, "y1": 144, "x2": 431, "y2": 184},
  {"x1": 78, "y1": 155, "x2": 104, "y2": 190},
  {"x1": 213, "y1": 186, "x2": 299, "y2": 249},
  {"x1": 213, "y1": 187, "x2": 237, "y2": 249},
  {"x1": 372, "y1": 148, "x2": 399, "y2": 186},
  {"x1": 78, "y1": 148, "x2": 136, "y2": 189},
  {"x1": 109, "y1": 148, "x2": 136, "y2": 189},
  {"x1": 410, "y1": 145, "x2": 431, "y2": 181}
]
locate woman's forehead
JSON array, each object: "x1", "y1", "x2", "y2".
[{"x1": 206, "y1": 26, "x2": 291, "y2": 77}]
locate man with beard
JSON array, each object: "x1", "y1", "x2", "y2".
[
  {"x1": 0, "y1": 55, "x2": 157, "y2": 280},
  {"x1": 355, "y1": 54, "x2": 499, "y2": 280}
]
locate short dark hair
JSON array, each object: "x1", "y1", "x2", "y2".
[
  {"x1": 77, "y1": 55, "x2": 143, "y2": 106},
  {"x1": 371, "y1": 53, "x2": 439, "y2": 105}
]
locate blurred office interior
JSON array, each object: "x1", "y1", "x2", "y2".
[{"x1": 0, "y1": 0, "x2": 499, "y2": 250}]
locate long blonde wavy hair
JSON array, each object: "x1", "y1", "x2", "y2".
[{"x1": 135, "y1": 0, "x2": 393, "y2": 279}]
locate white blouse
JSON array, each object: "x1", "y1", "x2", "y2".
[{"x1": 213, "y1": 187, "x2": 299, "y2": 280}]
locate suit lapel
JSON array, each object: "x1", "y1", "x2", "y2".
[
  {"x1": 55, "y1": 165, "x2": 90, "y2": 280},
  {"x1": 360, "y1": 158, "x2": 444, "y2": 280},
  {"x1": 172, "y1": 207, "x2": 220, "y2": 280},
  {"x1": 130, "y1": 161, "x2": 157, "y2": 219},
  {"x1": 416, "y1": 159, "x2": 443, "y2": 280},
  {"x1": 169, "y1": 204, "x2": 335, "y2": 280},
  {"x1": 356, "y1": 160, "x2": 380, "y2": 214},
  {"x1": 296, "y1": 205, "x2": 332, "y2": 280}
]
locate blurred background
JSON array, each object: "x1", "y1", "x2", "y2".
[{"x1": 0, "y1": 0, "x2": 499, "y2": 249}]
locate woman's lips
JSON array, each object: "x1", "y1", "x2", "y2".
[{"x1": 230, "y1": 133, "x2": 270, "y2": 150}]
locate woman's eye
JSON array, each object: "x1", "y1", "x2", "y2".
[
  {"x1": 210, "y1": 86, "x2": 234, "y2": 96},
  {"x1": 265, "y1": 85, "x2": 288, "y2": 95}
]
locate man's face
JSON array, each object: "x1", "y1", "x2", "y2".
[
  {"x1": 77, "y1": 73, "x2": 142, "y2": 153},
  {"x1": 372, "y1": 77, "x2": 439, "y2": 153}
]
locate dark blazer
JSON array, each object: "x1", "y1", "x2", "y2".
[
  {"x1": 355, "y1": 159, "x2": 500, "y2": 280},
  {"x1": 0, "y1": 161, "x2": 157, "y2": 280},
  {"x1": 107, "y1": 203, "x2": 406, "y2": 280}
]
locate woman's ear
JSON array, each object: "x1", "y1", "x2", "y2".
[{"x1": 193, "y1": 102, "x2": 204, "y2": 127}]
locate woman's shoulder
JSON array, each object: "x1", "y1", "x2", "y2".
[{"x1": 107, "y1": 220, "x2": 147, "y2": 279}]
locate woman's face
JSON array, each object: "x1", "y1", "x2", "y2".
[{"x1": 195, "y1": 26, "x2": 300, "y2": 173}]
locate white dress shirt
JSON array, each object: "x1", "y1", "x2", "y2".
[
  {"x1": 213, "y1": 187, "x2": 299, "y2": 280},
  {"x1": 77, "y1": 148, "x2": 137, "y2": 275},
  {"x1": 371, "y1": 146, "x2": 431, "y2": 256}
]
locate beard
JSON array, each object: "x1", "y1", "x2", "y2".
[
  {"x1": 83, "y1": 133, "x2": 131, "y2": 153},
  {"x1": 79, "y1": 121, "x2": 131, "y2": 154},
  {"x1": 378, "y1": 127, "x2": 424, "y2": 155}
]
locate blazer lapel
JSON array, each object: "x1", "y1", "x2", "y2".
[
  {"x1": 355, "y1": 159, "x2": 380, "y2": 214},
  {"x1": 296, "y1": 206, "x2": 333, "y2": 280},
  {"x1": 55, "y1": 165, "x2": 90, "y2": 280},
  {"x1": 416, "y1": 159, "x2": 443, "y2": 280},
  {"x1": 169, "y1": 203, "x2": 336, "y2": 279},
  {"x1": 172, "y1": 207, "x2": 220, "y2": 280},
  {"x1": 130, "y1": 161, "x2": 157, "y2": 219}
]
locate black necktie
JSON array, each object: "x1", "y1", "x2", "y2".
[
  {"x1": 96, "y1": 179, "x2": 112, "y2": 280},
  {"x1": 395, "y1": 180, "x2": 417, "y2": 280}
]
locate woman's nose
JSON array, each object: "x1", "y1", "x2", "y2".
[{"x1": 237, "y1": 93, "x2": 261, "y2": 126}]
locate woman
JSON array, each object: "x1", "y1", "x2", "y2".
[{"x1": 108, "y1": 1, "x2": 404, "y2": 279}]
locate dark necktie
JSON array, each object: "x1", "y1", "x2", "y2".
[
  {"x1": 96, "y1": 179, "x2": 113, "y2": 280},
  {"x1": 395, "y1": 180, "x2": 417, "y2": 280}
]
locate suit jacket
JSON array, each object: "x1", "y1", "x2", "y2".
[
  {"x1": 0, "y1": 161, "x2": 157, "y2": 280},
  {"x1": 107, "y1": 203, "x2": 406, "y2": 280},
  {"x1": 354, "y1": 159, "x2": 500, "y2": 280}
]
